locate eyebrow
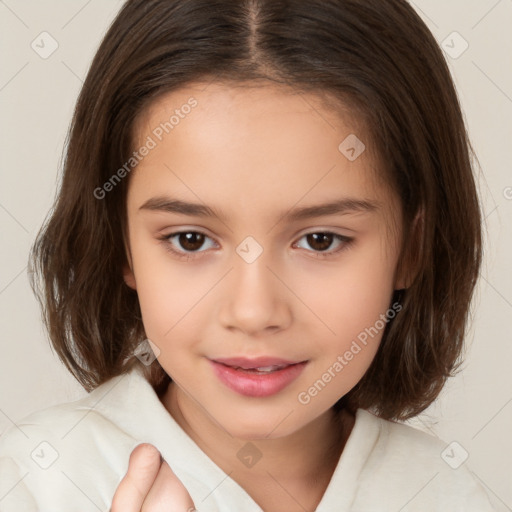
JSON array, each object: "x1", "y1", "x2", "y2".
[{"x1": 139, "y1": 196, "x2": 380, "y2": 222}]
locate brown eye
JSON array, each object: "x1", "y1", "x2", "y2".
[
  {"x1": 163, "y1": 231, "x2": 216, "y2": 257},
  {"x1": 295, "y1": 232, "x2": 353, "y2": 257},
  {"x1": 305, "y1": 233, "x2": 334, "y2": 251},
  {"x1": 177, "y1": 232, "x2": 206, "y2": 251}
]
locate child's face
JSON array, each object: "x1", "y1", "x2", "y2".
[{"x1": 124, "y1": 82, "x2": 404, "y2": 439}]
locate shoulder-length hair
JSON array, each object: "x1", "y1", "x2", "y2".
[{"x1": 29, "y1": 0, "x2": 482, "y2": 421}]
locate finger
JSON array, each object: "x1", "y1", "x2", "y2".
[
  {"x1": 111, "y1": 443, "x2": 162, "y2": 512},
  {"x1": 142, "y1": 460, "x2": 196, "y2": 512}
]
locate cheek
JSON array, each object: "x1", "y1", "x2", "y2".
[
  {"x1": 129, "y1": 244, "x2": 185, "y2": 336},
  {"x1": 136, "y1": 277, "x2": 199, "y2": 340},
  {"x1": 288, "y1": 243, "x2": 397, "y2": 398},
  {"x1": 131, "y1": 248, "x2": 217, "y2": 356},
  {"x1": 292, "y1": 244, "x2": 397, "y2": 341}
]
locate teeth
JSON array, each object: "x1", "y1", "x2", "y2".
[
  {"x1": 235, "y1": 365, "x2": 286, "y2": 373},
  {"x1": 255, "y1": 366, "x2": 283, "y2": 372}
]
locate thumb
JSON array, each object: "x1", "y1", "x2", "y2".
[
  {"x1": 144, "y1": 459, "x2": 197, "y2": 512},
  {"x1": 111, "y1": 443, "x2": 162, "y2": 511}
]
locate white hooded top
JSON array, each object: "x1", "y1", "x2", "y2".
[{"x1": 0, "y1": 366, "x2": 496, "y2": 511}]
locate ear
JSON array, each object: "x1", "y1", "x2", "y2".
[
  {"x1": 394, "y1": 208, "x2": 424, "y2": 290},
  {"x1": 122, "y1": 232, "x2": 137, "y2": 290},
  {"x1": 123, "y1": 262, "x2": 137, "y2": 290}
]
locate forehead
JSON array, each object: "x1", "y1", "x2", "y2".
[
  {"x1": 129, "y1": 81, "x2": 398, "y2": 220},
  {"x1": 134, "y1": 80, "x2": 367, "y2": 150}
]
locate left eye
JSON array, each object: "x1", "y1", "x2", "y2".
[{"x1": 294, "y1": 232, "x2": 352, "y2": 255}]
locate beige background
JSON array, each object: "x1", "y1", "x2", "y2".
[{"x1": 0, "y1": 0, "x2": 511, "y2": 509}]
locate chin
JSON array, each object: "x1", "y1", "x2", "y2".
[{"x1": 215, "y1": 409, "x2": 300, "y2": 440}]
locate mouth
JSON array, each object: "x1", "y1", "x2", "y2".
[{"x1": 209, "y1": 357, "x2": 308, "y2": 397}]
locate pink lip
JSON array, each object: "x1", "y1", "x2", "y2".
[
  {"x1": 212, "y1": 356, "x2": 302, "y2": 369},
  {"x1": 209, "y1": 357, "x2": 308, "y2": 398}
]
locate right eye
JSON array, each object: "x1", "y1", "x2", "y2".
[{"x1": 159, "y1": 231, "x2": 218, "y2": 259}]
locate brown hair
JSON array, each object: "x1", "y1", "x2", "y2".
[{"x1": 29, "y1": 0, "x2": 482, "y2": 421}]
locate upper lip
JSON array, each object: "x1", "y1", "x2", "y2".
[{"x1": 211, "y1": 356, "x2": 306, "y2": 369}]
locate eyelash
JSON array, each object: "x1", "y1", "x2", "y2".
[{"x1": 157, "y1": 230, "x2": 354, "y2": 261}]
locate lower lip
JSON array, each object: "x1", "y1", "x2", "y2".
[{"x1": 209, "y1": 360, "x2": 308, "y2": 397}]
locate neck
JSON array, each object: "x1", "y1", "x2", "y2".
[{"x1": 161, "y1": 381, "x2": 354, "y2": 502}]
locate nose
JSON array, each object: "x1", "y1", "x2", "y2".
[{"x1": 217, "y1": 249, "x2": 293, "y2": 336}]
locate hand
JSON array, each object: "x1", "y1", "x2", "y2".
[{"x1": 111, "y1": 443, "x2": 197, "y2": 512}]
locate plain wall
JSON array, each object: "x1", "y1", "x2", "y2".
[{"x1": 0, "y1": 0, "x2": 511, "y2": 509}]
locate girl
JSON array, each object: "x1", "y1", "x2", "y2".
[{"x1": 0, "y1": 0, "x2": 497, "y2": 510}]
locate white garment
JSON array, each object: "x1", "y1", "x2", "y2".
[{"x1": 0, "y1": 366, "x2": 496, "y2": 511}]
